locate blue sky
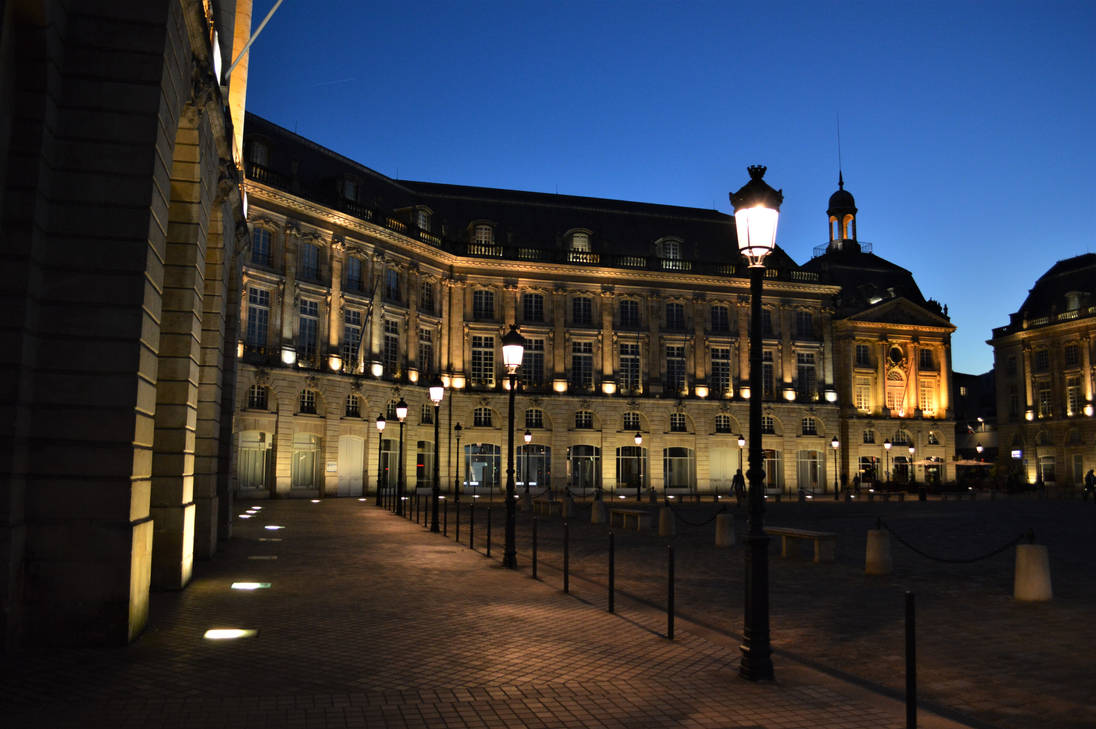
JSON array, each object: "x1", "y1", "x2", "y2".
[{"x1": 245, "y1": 0, "x2": 1095, "y2": 374}]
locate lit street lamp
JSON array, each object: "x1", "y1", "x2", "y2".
[
  {"x1": 375, "y1": 414, "x2": 386, "y2": 507},
  {"x1": 501, "y1": 325, "x2": 525, "y2": 569},
  {"x1": 731, "y1": 164, "x2": 781, "y2": 682},
  {"x1": 737, "y1": 434, "x2": 745, "y2": 471},
  {"x1": 634, "y1": 431, "x2": 643, "y2": 502},
  {"x1": 523, "y1": 430, "x2": 533, "y2": 497},
  {"x1": 429, "y1": 376, "x2": 445, "y2": 533},
  {"x1": 395, "y1": 397, "x2": 408, "y2": 516},
  {"x1": 883, "y1": 439, "x2": 892, "y2": 485},
  {"x1": 908, "y1": 444, "x2": 916, "y2": 485},
  {"x1": 831, "y1": 436, "x2": 840, "y2": 500},
  {"x1": 453, "y1": 422, "x2": 463, "y2": 538}
]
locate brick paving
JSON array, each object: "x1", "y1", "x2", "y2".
[{"x1": 4, "y1": 493, "x2": 1086, "y2": 729}]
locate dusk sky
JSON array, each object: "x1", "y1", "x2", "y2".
[{"x1": 245, "y1": 0, "x2": 1095, "y2": 375}]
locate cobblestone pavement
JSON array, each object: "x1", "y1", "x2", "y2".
[
  {"x1": 488, "y1": 492, "x2": 1096, "y2": 729},
  {"x1": 0, "y1": 497, "x2": 986, "y2": 729}
]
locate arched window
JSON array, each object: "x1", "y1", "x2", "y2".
[
  {"x1": 463, "y1": 443, "x2": 500, "y2": 492},
  {"x1": 291, "y1": 433, "x2": 322, "y2": 489},
  {"x1": 623, "y1": 412, "x2": 641, "y2": 431},
  {"x1": 886, "y1": 369, "x2": 906, "y2": 413},
  {"x1": 892, "y1": 429, "x2": 912, "y2": 445},
  {"x1": 670, "y1": 413, "x2": 687, "y2": 432},
  {"x1": 568, "y1": 445, "x2": 601, "y2": 493},
  {"x1": 575, "y1": 410, "x2": 594, "y2": 429}
]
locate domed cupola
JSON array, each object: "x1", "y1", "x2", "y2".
[{"x1": 826, "y1": 172, "x2": 859, "y2": 252}]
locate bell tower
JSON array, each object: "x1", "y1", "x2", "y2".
[{"x1": 827, "y1": 172, "x2": 859, "y2": 252}]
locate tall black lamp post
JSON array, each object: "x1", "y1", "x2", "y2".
[
  {"x1": 883, "y1": 438, "x2": 892, "y2": 485},
  {"x1": 831, "y1": 435, "x2": 840, "y2": 499},
  {"x1": 634, "y1": 432, "x2": 643, "y2": 501},
  {"x1": 375, "y1": 414, "x2": 386, "y2": 507},
  {"x1": 523, "y1": 430, "x2": 532, "y2": 496},
  {"x1": 395, "y1": 397, "x2": 408, "y2": 516},
  {"x1": 453, "y1": 422, "x2": 463, "y2": 518},
  {"x1": 429, "y1": 376, "x2": 445, "y2": 532},
  {"x1": 501, "y1": 325, "x2": 525, "y2": 569},
  {"x1": 908, "y1": 444, "x2": 916, "y2": 484},
  {"x1": 731, "y1": 164, "x2": 782, "y2": 682}
]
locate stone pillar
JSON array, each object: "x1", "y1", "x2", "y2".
[
  {"x1": 1081, "y1": 335, "x2": 1092, "y2": 401},
  {"x1": 281, "y1": 222, "x2": 299, "y2": 351},
  {"x1": 1022, "y1": 346, "x2": 1034, "y2": 411},
  {"x1": 648, "y1": 293, "x2": 662, "y2": 394},
  {"x1": 552, "y1": 286, "x2": 567, "y2": 376},
  {"x1": 328, "y1": 239, "x2": 344, "y2": 357},
  {"x1": 691, "y1": 295, "x2": 705, "y2": 385},
  {"x1": 600, "y1": 288, "x2": 614, "y2": 379}
]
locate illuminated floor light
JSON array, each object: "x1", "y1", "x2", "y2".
[
  {"x1": 250, "y1": 506, "x2": 263, "y2": 510},
  {"x1": 248, "y1": 555, "x2": 277, "y2": 560},
  {"x1": 203, "y1": 628, "x2": 257, "y2": 640},
  {"x1": 231, "y1": 582, "x2": 271, "y2": 590},
  {"x1": 358, "y1": 498, "x2": 367, "y2": 501},
  {"x1": 310, "y1": 499, "x2": 321, "y2": 503},
  {"x1": 238, "y1": 514, "x2": 252, "y2": 519},
  {"x1": 264, "y1": 525, "x2": 284, "y2": 530}
]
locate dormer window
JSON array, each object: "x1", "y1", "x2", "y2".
[
  {"x1": 248, "y1": 140, "x2": 269, "y2": 167},
  {"x1": 660, "y1": 239, "x2": 682, "y2": 259},
  {"x1": 571, "y1": 231, "x2": 590, "y2": 252},
  {"x1": 474, "y1": 224, "x2": 493, "y2": 245},
  {"x1": 566, "y1": 230, "x2": 597, "y2": 263},
  {"x1": 342, "y1": 178, "x2": 358, "y2": 202},
  {"x1": 416, "y1": 208, "x2": 431, "y2": 231}
]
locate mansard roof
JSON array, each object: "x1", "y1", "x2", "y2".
[
  {"x1": 1015, "y1": 253, "x2": 1096, "y2": 319},
  {"x1": 242, "y1": 113, "x2": 799, "y2": 271}
]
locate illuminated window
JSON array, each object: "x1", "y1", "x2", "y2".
[
  {"x1": 892, "y1": 429, "x2": 911, "y2": 445},
  {"x1": 715, "y1": 414, "x2": 732, "y2": 433},
  {"x1": 420, "y1": 403, "x2": 433, "y2": 424},
  {"x1": 670, "y1": 413, "x2": 687, "y2": 432},
  {"x1": 854, "y1": 377, "x2": 871, "y2": 412},
  {"x1": 470, "y1": 335, "x2": 494, "y2": 387},
  {"x1": 620, "y1": 343, "x2": 640, "y2": 391},
  {"x1": 474, "y1": 224, "x2": 493, "y2": 245},
  {"x1": 886, "y1": 370, "x2": 905, "y2": 412},
  {"x1": 1037, "y1": 385, "x2": 1052, "y2": 417},
  {"x1": 918, "y1": 349, "x2": 935, "y2": 371},
  {"x1": 623, "y1": 412, "x2": 641, "y2": 430},
  {"x1": 345, "y1": 395, "x2": 361, "y2": 418},
  {"x1": 474, "y1": 407, "x2": 493, "y2": 427},
  {"x1": 927, "y1": 431, "x2": 939, "y2": 445},
  {"x1": 1067, "y1": 377, "x2": 1082, "y2": 415},
  {"x1": 855, "y1": 343, "x2": 872, "y2": 367},
  {"x1": 919, "y1": 381, "x2": 936, "y2": 415},
  {"x1": 661, "y1": 239, "x2": 682, "y2": 259},
  {"x1": 575, "y1": 411, "x2": 594, "y2": 429},
  {"x1": 711, "y1": 348, "x2": 731, "y2": 396},
  {"x1": 416, "y1": 209, "x2": 430, "y2": 231}
]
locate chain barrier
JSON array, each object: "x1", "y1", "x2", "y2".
[
  {"x1": 880, "y1": 519, "x2": 1031, "y2": 564},
  {"x1": 669, "y1": 503, "x2": 728, "y2": 527}
]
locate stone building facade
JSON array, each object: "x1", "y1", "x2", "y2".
[
  {"x1": 990, "y1": 254, "x2": 1096, "y2": 488},
  {"x1": 0, "y1": 1, "x2": 252, "y2": 649},
  {"x1": 237, "y1": 117, "x2": 957, "y2": 503}
]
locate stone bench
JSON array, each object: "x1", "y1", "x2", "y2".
[
  {"x1": 533, "y1": 499, "x2": 562, "y2": 517},
  {"x1": 609, "y1": 507, "x2": 652, "y2": 531},
  {"x1": 765, "y1": 526, "x2": 837, "y2": 563}
]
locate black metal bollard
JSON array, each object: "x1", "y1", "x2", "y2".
[
  {"x1": 486, "y1": 506, "x2": 492, "y2": 557},
  {"x1": 563, "y1": 520, "x2": 570, "y2": 594},
  {"x1": 455, "y1": 501, "x2": 461, "y2": 542},
  {"x1": 667, "y1": 544, "x2": 675, "y2": 640},
  {"x1": 608, "y1": 531, "x2": 615, "y2": 613},
  {"x1": 532, "y1": 516, "x2": 538, "y2": 579},
  {"x1": 469, "y1": 501, "x2": 475, "y2": 551},
  {"x1": 906, "y1": 591, "x2": 916, "y2": 729},
  {"x1": 443, "y1": 498, "x2": 448, "y2": 536}
]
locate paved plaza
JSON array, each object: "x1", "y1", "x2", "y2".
[{"x1": 2, "y1": 492, "x2": 1093, "y2": 729}]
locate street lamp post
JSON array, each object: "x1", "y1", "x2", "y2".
[
  {"x1": 731, "y1": 164, "x2": 781, "y2": 682},
  {"x1": 523, "y1": 430, "x2": 532, "y2": 497},
  {"x1": 429, "y1": 376, "x2": 445, "y2": 533},
  {"x1": 908, "y1": 444, "x2": 916, "y2": 485},
  {"x1": 375, "y1": 414, "x2": 386, "y2": 507},
  {"x1": 395, "y1": 397, "x2": 408, "y2": 516},
  {"x1": 634, "y1": 432, "x2": 643, "y2": 502},
  {"x1": 883, "y1": 439, "x2": 892, "y2": 486},
  {"x1": 831, "y1": 436, "x2": 840, "y2": 499},
  {"x1": 501, "y1": 325, "x2": 525, "y2": 569},
  {"x1": 454, "y1": 422, "x2": 463, "y2": 536}
]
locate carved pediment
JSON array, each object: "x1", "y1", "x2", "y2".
[{"x1": 845, "y1": 297, "x2": 954, "y2": 329}]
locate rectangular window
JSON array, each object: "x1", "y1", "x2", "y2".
[
  {"x1": 854, "y1": 377, "x2": 872, "y2": 412},
  {"x1": 761, "y1": 309, "x2": 774, "y2": 337},
  {"x1": 418, "y1": 328, "x2": 434, "y2": 376},
  {"x1": 623, "y1": 412, "x2": 641, "y2": 431},
  {"x1": 471, "y1": 335, "x2": 495, "y2": 387},
  {"x1": 572, "y1": 296, "x2": 593, "y2": 326},
  {"x1": 796, "y1": 352, "x2": 817, "y2": 401},
  {"x1": 298, "y1": 299, "x2": 319, "y2": 359},
  {"x1": 382, "y1": 320, "x2": 399, "y2": 375},
  {"x1": 670, "y1": 413, "x2": 687, "y2": 432},
  {"x1": 571, "y1": 341, "x2": 593, "y2": 391},
  {"x1": 299, "y1": 390, "x2": 317, "y2": 415},
  {"x1": 620, "y1": 342, "x2": 640, "y2": 391},
  {"x1": 665, "y1": 344, "x2": 685, "y2": 393},
  {"x1": 420, "y1": 280, "x2": 435, "y2": 314},
  {"x1": 795, "y1": 311, "x2": 813, "y2": 339},
  {"x1": 1008, "y1": 384, "x2": 1019, "y2": 418},
  {"x1": 474, "y1": 224, "x2": 493, "y2": 245},
  {"x1": 525, "y1": 409, "x2": 544, "y2": 428},
  {"x1": 1067, "y1": 376, "x2": 1082, "y2": 415},
  {"x1": 474, "y1": 406, "x2": 492, "y2": 427},
  {"x1": 473, "y1": 289, "x2": 495, "y2": 320},
  {"x1": 523, "y1": 293, "x2": 545, "y2": 322},
  {"x1": 251, "y1": 228, "x2": 272, "y2": 266},
  {"x1": 918, "y1": 348, "x2": 935, "y2": 371},
  {"x1": 762, "y1": 351, "x2": 774, "y2": 399},
  {"x1": 801, "y1": 417, "x2": 817, "y2": 435},
  {"x1": 1037, "y1": 384, "x2": 1052, "y2": 417},
  {"x1": 246, "y1": 288, "x2": 270, "y2": 350},
  {"x1": 420, "y1": 403, "x2": 433, "y2": 425},
  {"x1": 711, "y1": 347, "x2": 731, "y2": 396},
  {"x1": 1064, "y1": 344, "x2": 1080, "y2": 368},
  {"x1": 247, "y1": 384, "x2": 267, "y2": 410},
  {"x1": 665, "y1": 302, "x2": 685, "y2": 330},
  {"x1": 384, "y1": 268, "x2": 400, "y2": 302},
  {"x1": 919, "y1": 380, "x2": 936, "y2": 415},
  {"x1": 346, "y1": 395, "x2": 361, "y2": 418},
  {"x1": 863, "y1": 429, "x2": 875, "y2": 444},
  {"x1": 1006, "y1": 355, "x2": 1017, "y2": 376},
  {"x1": 855, "y1": 343, "x2": 872, "y2": 368},
  {"x1": 761, "y1": 415, "x2": 775, "y2": 434},
  {"x1": 342, "y1": 309, "x2": 362, "y2": 365},
  {"x1": 345, "y1": 256, "x2": 363, "y2": 292},
  {"x1": 575, "y1": 411, "x2": 593, "y2": 429},
  {"x1": 520, "y1": 338, "x2": 545, "y2": 387},
  {"x1": 299, "y1": 243, "x2": 319, "y2": 281},
  {"x1": 1034, "y1": 349, "x2": 1050, "y2": 373},
  {"x1": 711, "y1": 305, "x2": 730, "y2": 333},
  {"x1": 620, "y1": 300, "x2": 640, "y2": 328}
]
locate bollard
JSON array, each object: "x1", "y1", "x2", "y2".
[
  {"x1": 1014, "y1": 533, "x2": 1052, "y2": 601},
  {"x1": 532, "y1": 516, "x2": 538, "y2": 579},
  {"x1": 667, "y1": 545, "x2": 675, "y2": 640},
  {"x1": 486, "y1": 506, "x2": 492, "y2": 558},
  {"x1": 455, "y1": 501, "x2": 461, "y2": 542},
  {"x1": 443, "y1": 499, "x2": 448, "y2": 536},
  {"x1": 866, "y1": 520, "x2": 893, "y2": 575},
  {"x1": 563, "y1": 520, "x2": 570, "y2": 594},
  {"x1": 564, "y1": 495, "x2": 576, "y2": 519},
  {"x1": 906, "y1": 591, "x2": 916, "y2": 729},
  {"x1": 658, "y1": 506, "x2": 676, "y2": 537},
  {"x1": 591, "y1": 499, "x2": 607, "y2": 524},
  {"x1": 608, "y1": 531, "x2": 615, "y2": 613},
  {"x1": 715, "y1": 513, "x2": 735, "y2": 547},
  {"x1": 469, "y1": 501, "x2": 475, "y2": 551}
]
